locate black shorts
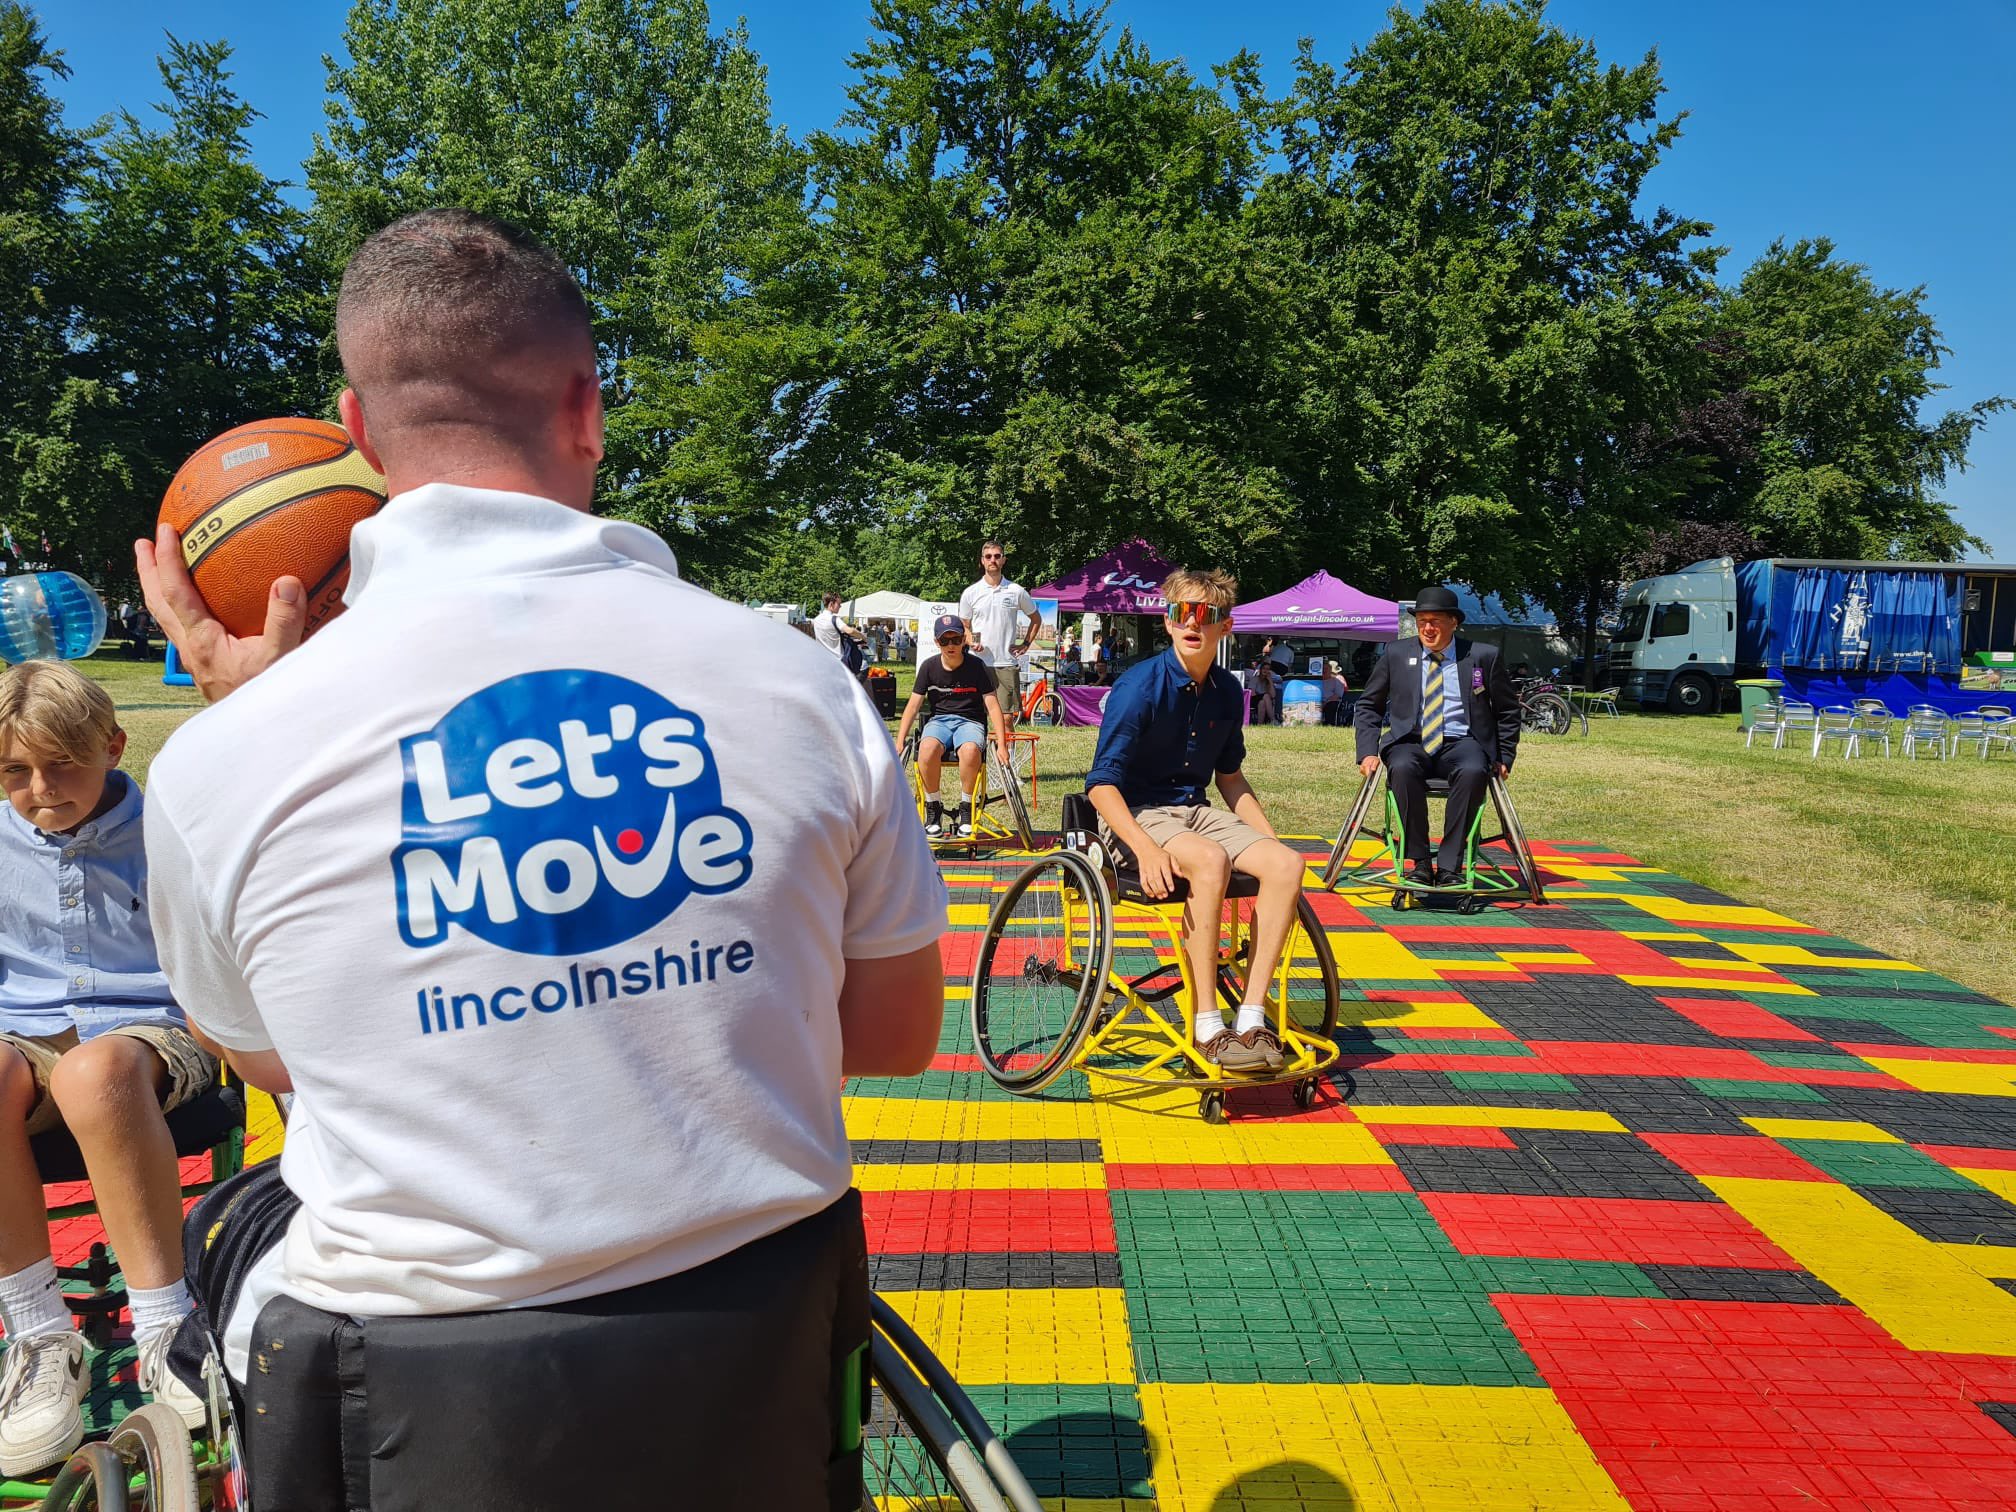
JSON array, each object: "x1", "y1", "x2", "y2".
[{"x1": 175, "y1": 1165, "x2": 869, "y2": 1511}]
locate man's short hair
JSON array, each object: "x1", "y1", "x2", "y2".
[
  {"x1": 1160, "y1": 568, "x2": 1238, "y2": 611},
  {"x1": 822, "y1": 592, "x2": 842, "y2": 608},
  {"x1": 335, "y1": 209, "x2": 593, "y2": 440},
  {"x1": 0, "y1": 661, "x2": 120, "y2": 764},
  {"x1": 980, "y1": 540, "x2": 1004, "y2": 556}
]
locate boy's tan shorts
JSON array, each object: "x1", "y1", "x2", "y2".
[
  {"x1": 0, "y1": 1025, "x2": 216, "y2": 1135},
  {"x1": 1104, "y1": 802, "x2": 1268, "y2": 867}
]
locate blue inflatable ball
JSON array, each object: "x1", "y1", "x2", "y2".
[{"x1": 0, "y1": 572, "x2": 108, "y2": 664}]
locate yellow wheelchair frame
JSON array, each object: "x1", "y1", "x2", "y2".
[
  {"x1": 901, "y1": 726, "x2": 1035, "y2": 852},
  {"x1": 969, "y1": 799, "x2": 1340, "y2": 1121}
]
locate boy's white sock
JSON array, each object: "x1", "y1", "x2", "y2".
[
  {"x1": 1194, "y1": 1008, "x2": 1228, "y2": 1043},
  {"x1": 1234, "y1": 1004, "x2": 1267, "y2": 1035},
  {"x1": 127, "y1": 1279, "x2": 193, "y2": 1348},
  {"x1": 0, "y1": 1257, "x2": 74, "y2": 1343}
]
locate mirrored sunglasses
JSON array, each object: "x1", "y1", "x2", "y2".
[{"x1": 1166, "y1": 600, "x2": 1231, "y2": 628}]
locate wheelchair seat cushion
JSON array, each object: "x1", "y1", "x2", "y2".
[
  {"x1": 31, "y1": 1080, "x2": 245, "y2": 1186},
  {"x1": 1061, "y1": 792, "x2": 1265, "y2": 906}
]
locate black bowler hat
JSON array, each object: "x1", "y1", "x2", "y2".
[{"x1": 1409, "y1": 585, "x2": 1465, "y2": 620}]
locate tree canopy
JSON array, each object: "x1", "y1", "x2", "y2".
[{"x1": 2, "y1": 0, "x2": 2001, "y2": 615}]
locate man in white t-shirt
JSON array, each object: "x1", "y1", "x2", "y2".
[
  {"x1": 812, "y1": 591, "x2": 866, "y2": 665},
  {"x1": 958, "y1": 541, "x2": 1040, "y2": 728},
  {"x1": 133, "y1": 209, "x2": 947, "y2": 1510}
]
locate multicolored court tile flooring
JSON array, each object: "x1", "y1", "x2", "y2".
[{"x1": 847, "y1": 837, "x2": 2016, "y2": 1510}]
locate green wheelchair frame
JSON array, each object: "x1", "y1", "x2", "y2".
[
  {"x1": 1320, "y1": 763, "x2": 1547, "y2": 912},
  {"x1": 969, "y1": 796, "x2": 1341, "y2": 1122}
]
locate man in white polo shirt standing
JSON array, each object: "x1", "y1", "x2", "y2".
[
  {"x1": 958, "y1": 540, "x2": 1040, "y2": 729},
  {"x1": 134, "y1": 209, "x2": 946, "y2": 1511}
]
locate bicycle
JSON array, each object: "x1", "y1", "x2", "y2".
[
  {"x1": 1514, "y1": 676, "x2": 1579, "y2": 737},
  {"x1": 1017, "y1": 662, "x2": 1062, "y2": 728}
]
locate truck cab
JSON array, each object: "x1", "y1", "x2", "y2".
[{"x1": 1608, "y1": 558, "x2": 1737, "y2": 714}]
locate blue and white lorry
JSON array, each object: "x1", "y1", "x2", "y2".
[{"x1": 1608, "y1": 557, "x2": 2016, "y2": 715}]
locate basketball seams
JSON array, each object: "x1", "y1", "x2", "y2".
[
  {"x1": 177, "y1": 455, "x2": 383, "y2": 572},
  {"x1": 169, "y1": 443, "x2": 361, "y2": 548},
  {"x1": 167, "y1": 425, "x2": 352, "y2": 512}
]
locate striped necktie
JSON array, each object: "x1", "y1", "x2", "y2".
[{"x1": 1422, "y1": 651, "x2": 1445, "y2": 755}]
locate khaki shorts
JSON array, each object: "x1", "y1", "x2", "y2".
[
  {"x1": 992, "y1": 662, "x2": 1022, "y2": 716},
  {"x1": 0, "y1": 1024, "x2": 216, "y2": 1136},
  {"x1": 1106, "y1": 802, "x2": 1268, "y2": 867}
]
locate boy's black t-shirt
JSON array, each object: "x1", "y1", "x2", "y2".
[{"x1": 916, "y1": 654, "x2": 996, "y2": 721}]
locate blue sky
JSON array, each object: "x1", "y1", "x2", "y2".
[{"x1": 35, "y1": 0, "x2": 2015, "y2": 559}]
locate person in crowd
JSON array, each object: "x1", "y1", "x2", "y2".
[
  {"x1": 812, "y1": 591, "x2": 868, "y2": 666},
  {"x1": 132, "y1": 207, "x2": 947, "y2": 1507},
  {"x1": 895, "y1": 615, "x2": 1010, "y2": 839},
  {"x1": 1320, "y1": 660, "x2": 1352, "y2": 726},
  {"x1": 959, "y1": 542, "x2": 1040, "y2": 730},
  {"x1": 1089, "y1": 632, "x2": 1106, "y2": 685},
  {"x1": 1251, "y1": 653, "x2": 1280, "y2": 726},
  {"x1": 1085, "y1": 569, "x2": 1307, "y2": 1075},
  {"x1": 894, "y1": 622, "x2": 914, "y2": 663},
  {"x1": 0, "y1": 661, "x2": 209, "y2": 1474},
  {"x1": 1353, "y1": 585, "x2": 1521, "y2": 886}
]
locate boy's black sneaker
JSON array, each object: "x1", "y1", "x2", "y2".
[
  {"x1": 924, "y1": 801, "x2": 944, "y2": 837},
  {"x1": 956, "y1": 802, "x2": 975, "y2": 837}
]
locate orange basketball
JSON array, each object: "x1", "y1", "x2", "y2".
[{"x1": 160, "y1": 418, "x2": 387, "y2": 640}]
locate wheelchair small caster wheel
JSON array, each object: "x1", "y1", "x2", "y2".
[
  {"x1": 1391, "y1": 890, "x2": 1415, "y2": 911},
  {"x1": 1459, "y1": 896, "x2": 1488, "y2": 915},
  {"x1": 1293, "y1": 1078, "x2": 1319, "y2": 1111},
  {"x1": 1199, "y1": 1090, "x2": 1227, "y2": 1124}
]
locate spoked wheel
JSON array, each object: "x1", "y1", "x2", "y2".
[
  {"x1": 107, "y1": 1403, "x2": 200, "y2": 1512},
  {"x1": 985, "y1": 745, "x2": 1036, "y2": 849},
  {"x1": 1522, "y1": 693, "x2": 1573, "y2": 736},
  {"x1": 43, "y1": 1443, "x2": 130, "y2": 1512},
  {"x1": 1214, "y1": 893, "x2": 1340, "y2": 1042},
  {"x1": 1032, "y1": 692, "x2": 1062, "y2": 727},
  {"x1": 971, "y1": 851, "x2": 1114, "y2": 1092},
  {"x1": 861, "y1": 1298, "x2": 1042, "y2": 1512}
]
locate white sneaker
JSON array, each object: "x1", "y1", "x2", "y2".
[
  {"x1": 137, "y1": 1329, "x2": 206, "y2": 1432},
  {"x1": 0, "y1": 1330, "x2": 86, "y2": 1476}
]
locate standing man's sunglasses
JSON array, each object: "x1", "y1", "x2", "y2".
[{"x1": 1166, "y1": 601, "x2": 1232, "y2": 628}]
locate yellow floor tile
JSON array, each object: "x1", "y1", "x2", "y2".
[
  {"x1": 1860, "y1": 1057, "x2": 2016, "y2": 1097},
  {"x1": 1618, "y1": 973, "x2": 1813, "y2": 995},
  {"x1": 1095, "y1": 1104, "x2": 1395, "y2": 1167},
  {"x1": 1324, "y1": 932, "x2": 1445, "y2": 981},
  {"x1": 878, "y1": 1289, "x2": 1134, "y2": 1384},
  {"x1": 1740, "y1": 1118, "x2": 1900, "y2": 1143},
  {"x1": 1939, "y1": 1241, "x2": 2016, "y2": 1279},
  {"x1": 1722, "y1": 942, "x2": 1917, "y2": 970},
  {"x1": 1336, "y1": 1002, "x2": 1500, "y2": 1031},
  {"x1": 1140, "y1": 1383, "x2": 1629, "y2": 1511},
  {"x1": 1614, "y1": 894, "x2": 1810, "y2": 929},
  {"x1": 853, "y1": 1161, "x2": 1107, "y2": 1191},
  {"x1": 844, "y1": 1096, "x2": 1104, "y2": 1144},
  {"x1": 1705, "y1": 1175, "x2": 2016, "y2": 1354},
  {"x1": 1959, "y1": 1166, "x2": 2016, "y2": 1205}
]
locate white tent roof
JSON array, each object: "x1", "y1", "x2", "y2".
[{"x1": 843, "y1": 590, "x2": 924, "y2": 620}]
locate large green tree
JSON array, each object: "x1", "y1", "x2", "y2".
[
  {"x1": 307, "y1": 0, "x2": 805, "y2": 584},
  {"x1": 1718, "y1": 237, "x2": 2002, "y2": 561},
  {"x1": 5, "y1": 27, "x2": 315, "y2": 582},
  {"x1": 0, "y1": 3, "x2": 92, "y2": 571},
  {"x1": 1255, "y1": 0, "x2": 1717, "y2": 662}
]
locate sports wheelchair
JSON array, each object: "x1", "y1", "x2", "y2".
[
  {"x1": 0, "y1": 1081, "x2": 246, "y2": 1510},
  {"x1": 969, "y1": 795, "x2": 1341, "y2": 1122},
  {"x1": 900, "y1": 726, "x2": 1035, "y2": 852},
  {"x1": 1321, "y1": 764, "x2": 1547, "y2": 912}
]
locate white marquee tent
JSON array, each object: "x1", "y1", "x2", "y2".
[{"x1": 843, "y1": 590, "x2": 925, "y2": 625}]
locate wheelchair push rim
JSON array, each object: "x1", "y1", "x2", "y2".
[{"x1": 970, "y1": 850, "x2": 1114, "y2": 1092}]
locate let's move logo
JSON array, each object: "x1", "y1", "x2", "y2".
[{"x1": 391, "y1": 670, "x2": 753, "y2": 955}]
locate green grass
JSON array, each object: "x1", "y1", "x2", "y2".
[{"x1": 84, "y1": 649, "x2": 2016, "y2": 1006}]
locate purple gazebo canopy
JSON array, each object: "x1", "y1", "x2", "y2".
[
  {"x1": 1032, "y1": 540, "x2": 1178, "y2": 614},
  {"x1": 1234, "y1": 570, "x2": 1399, "y2": 640}
]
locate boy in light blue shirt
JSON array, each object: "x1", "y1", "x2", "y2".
[{"x1": 0, "y1": 661, "x2": 209, "y2": 1472}]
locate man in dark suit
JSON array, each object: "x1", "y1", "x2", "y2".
[{"x1": 1353, "y1": 585, "x2": 1522, "y2": 885}]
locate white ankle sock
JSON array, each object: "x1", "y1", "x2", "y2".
[
  {"x1": 1234, "y1": 1004, "x2": 1267, "y2": 1035},
  {"x1": 127, "y1": 1279, "x2": 193, "y2": 1348},
  {"x1": 1194, "y1": 1009, "x2": 1227, "y2": 1043},
  {"x1": 0, "y1": 1257, "x2": 73, "y2": 1343}
]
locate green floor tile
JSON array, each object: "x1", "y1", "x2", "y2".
[
  {"x1": 1780, "y1": 1138, "x2": 1981, "y2": 1190},
  {"x1": 1688, "y1": 1077, "x2": 1827, "y2": 1101},
  {"x1": 1444, "y1": 1070, "x2": 1581, "y2": 1093}
]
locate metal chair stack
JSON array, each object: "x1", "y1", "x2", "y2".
[{"x1": 1900, "y1": 706, "x2": 1949, "y2": 760}]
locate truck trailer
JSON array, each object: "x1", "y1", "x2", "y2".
[{"x1": 1608, "y1": 557, "x2": 2016, "y2": 715}]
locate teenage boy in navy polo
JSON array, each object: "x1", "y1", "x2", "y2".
[{"x1": 1084, "y1": 569, "x2": 1309, "y2": 1075}]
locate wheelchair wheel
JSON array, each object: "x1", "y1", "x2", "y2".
[
  {"x1": 986, "y1": 745, "x2": 1036, "y2": 849},
  {"x1": 106, "y1": 1403, "x2": 199, "y2": 1512},
  {"x1": 41, "y1": 1443, "x2": 129, "y2": 1512},
  {"x1": 971, "y1": 851, "x2": 1113, "y2": 1092},
  {"x1": 1214, "y1": 893, "x2": 1340, "y2": 1041},
  {"x1": 862, "y1": 1297, "x2": 1041, "y2": 1512}
]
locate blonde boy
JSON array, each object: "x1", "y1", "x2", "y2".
[{"x1": 0, "y1": 662, "x2": 207, "y2": 1472}]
